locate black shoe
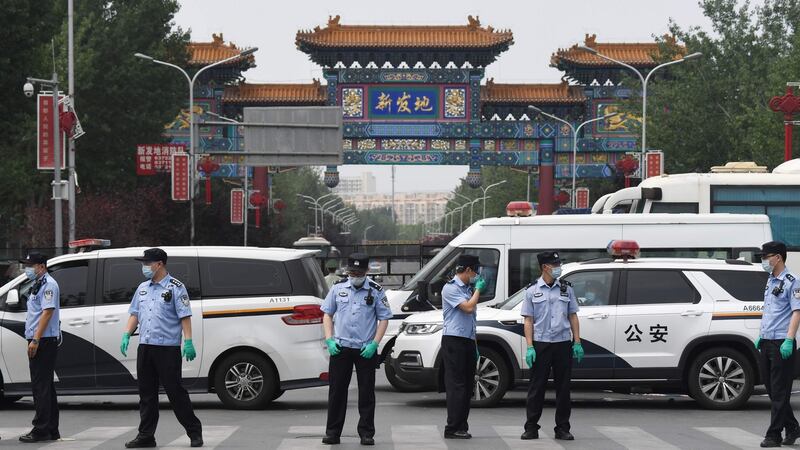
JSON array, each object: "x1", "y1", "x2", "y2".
[
  {"x1": 360, "y1": 436, "x2": 375, "y2": 445},
  {"x1": 784, "y1": 429, "x2": 800, "y2": 445},
  {"x1": 50, "y1": 431, "x2": 60, "y2": 440},
  {"x1": 322, "y1": 435, "x2": 340, "y2": 445},
  {"x1": 520, "y1": 430, "x2": 539, "y2": 440},
  {"x1": 444, "y1": 431, "x2": 472, "y2": 439},
  {"x1": 19, "y1": 431, "x2": 53, "y2": 443},
  {"x1": 190, "y1": 434, "x2": 204, "y2": 447},
  {"x1": 761, "y1": 437, "x2": 782, "y2": 448},
  {"x1": 125, "y1": 435, "x2": 157, "y2": 448},
  {"x1": 554, "y1": 430, "x2": 575, "y2": 441}
]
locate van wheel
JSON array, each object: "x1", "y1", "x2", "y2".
[
  {"x1": 687, "y1": 347, "x2": 753, "y2": 410},
  {"x1": 471, "y1": 347, "x2": 509, "y2": 408},
  {"x1": 214, "y1": 352, "x2": 277, "y2": 410},
  {"x1": 385, "y1": 363, "x2": 426, "y2": 392},
  {"x1": 271, "y1": 389, "x2": 285, "y2": 401}
]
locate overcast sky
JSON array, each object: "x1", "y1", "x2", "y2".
[{"x1": 174, "y1": 0, "x2": 712, "y2": 194}]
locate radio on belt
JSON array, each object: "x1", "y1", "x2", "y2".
[{"x1": 607, "y1": 240, "x2": 640, "y2": 261}]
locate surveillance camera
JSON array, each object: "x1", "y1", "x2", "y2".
[{"x1": 23, "y1": 82, "x2": 34, "y2": 98}]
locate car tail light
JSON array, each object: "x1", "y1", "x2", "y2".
[
  {"x1": 607, "y1": 240, "x2": 640, "y2": 260},
  {"x1": 281, "y1": 304, "x2": 324, "y2": 325},
  {"x1": 319, "y1": 372, "x2": 329, "y2": 381}
]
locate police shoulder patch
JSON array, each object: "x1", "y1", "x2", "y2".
[
  {"x1": 169, "y1": 278, "x2": 184, "y2": 287},
  {"x1": 368, "y1": 280, "x2": 383, "y2": 291},
  {"x1": 44, "y1": 290, "x2": 54, "y2": 301},
  {"x1": 181, "y1": 294, "x2": 190, "y2": 306},
  {"x1": 794, "y1": 288, "x2": 800, "y2": 299},
  {"x1": 381, "y1": 297, "x2": 390, "y2": 307}
]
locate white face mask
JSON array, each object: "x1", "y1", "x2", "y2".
[
  {"x1": 349, "y1": 276, "x2": 366, "y2": 288},
  {"x1": 549, "y1": 266, "x2": 562, "y2": 279},
  {"x1": 762, "y1": 259, "x2": 775, "y2": 274},
  {"x1": 24, "y1": 267, "x2": 37, "y2": 280}
]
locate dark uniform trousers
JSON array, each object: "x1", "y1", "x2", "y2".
[
  {"x1": 29, "y1": 337, "x2": 59, "y2": 436},
  {"x1": 760, "y1": 339, "x2": 800, "y2": 439},
  {"x1": 442, "y1": 335, "x2": 477, "y2": 435},
  {"x1": 326, "y1": 347, "x2": 377, "y2": 438},
  {"x1": 137, "y1": 344, "x2": 202, "y2": 438},
  {"x1": 525, "y1": 340, "x2": 573, "y2": 433}
]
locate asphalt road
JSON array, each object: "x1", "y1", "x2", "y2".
[{"x1": 0, "y1": 373, "x2": 796, "y2": 449}]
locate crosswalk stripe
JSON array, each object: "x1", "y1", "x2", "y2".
[
  {"x1": 596, "y1": 426, "x2": 680, "y2": 449},
  {"x1": 160, "y1": 425, "x2": 238, "y2": 450},
  {"x1": 0, "y1": 427, "x2": 33, "y2": 439},
  {"x1": 287, "y1": 425, "x2": 325, "y2": 435},
  {"x1": 695, "y1": 427, "x2": 764, "y2": 449},
  {"x1": 42, "y1": 426, "x2": 134, "y2": 450},
  {"x1": 493, "y1": 425, "x2": 564, "y2": 449},
  {"x1": 278, "y1": 426, "x2": 327, "y2": 449},
  {"x1": 392, "y1": 425, "x2": 445, "y2": 450}
]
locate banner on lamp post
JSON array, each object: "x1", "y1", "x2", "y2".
[
  {"x1": 575, "y1": 187, "x2": 590, "y2": 209},
  {"x1": 171, "y1": 152, "x2": 190, "y2": 201},
  {"x1": 37, "y1": 94, "x2": 66, "y2": 170},
  {"x1": 645, "y1": 150, "x2": 665, "y2": 178},
  {"x1": 230, "y1": 189, "x2": 244, "y2": 224}
]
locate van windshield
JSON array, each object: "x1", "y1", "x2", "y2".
[{"x1": 401, "y1": 245, "x2": 456, "y2": 290}]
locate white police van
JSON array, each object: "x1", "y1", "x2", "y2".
[
  {"x1": 0, "y1": 242, "x2": 329, "y2": 409},
  {"x1": 390, "y1": 241, "x2": 775, "y2": 410}
]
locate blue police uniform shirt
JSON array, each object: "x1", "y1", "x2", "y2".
[
  {"x1": 128, "y1": 274, "x2": 192, "y2": 346},
  {"x1": 321, "y1": 277, "x2": 393, "y2": 349},
  {"x1": 25, "y1": 273, "x2": 60, "y2": 340},
  {"x1": 441, "y1": 276, "x2": 477, "y2": 340},
  {"x1": 520, "y1": 277, "x2": 579, "y2": 343},
  {"x1": 759, "y1": 268, "x2": 800, "y2": 340}
]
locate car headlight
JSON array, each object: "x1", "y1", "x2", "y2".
[{"x1": 404, "y1": 323, "x2": 443, "y2": 335}]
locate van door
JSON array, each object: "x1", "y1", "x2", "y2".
[{"x1": 419, "y1": 246, "x2": 503, "y2": 310}]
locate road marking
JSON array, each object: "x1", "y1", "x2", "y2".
[
  {"x1": 42, "y1": 426, "x2": 134, "y2": 449},
  {"x1": 0, "y1": 428, "x2": 34, "y2": 439},
  {"x1": 160, "y1": 426, "x2": 238, "y2": 449},
  {"x1": 392, "y1": 425, "x2": 445, "y2": 449},
  {"x1": 596, "y1": 426, "x2": 679, "y2": 449},
  {"x1": 278, "y1": 426, "x2": 327, "y2": 449},
  {"x1": 493, "y1": 425, "x2": 564, "y2": 449},
  {"x1": 696, "y1": 427, "x2": 763, "y2": 449}
]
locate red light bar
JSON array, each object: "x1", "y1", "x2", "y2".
[
  {"x1": 506, "y1": 201, "x2": 533, "y2": 217},
  {"x1": 68, "y1": 239, "x2": 111, "y2": 249},
  {"x1": 607, "y1": 240, "x2": 640, "y2": 260}
]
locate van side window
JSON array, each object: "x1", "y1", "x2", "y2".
[
  {"x1": 562, "y1": 270, "x2": 615, "y2": 307},
  {"x1": 508, "y1": 249, "x2": 607, "y2": 294},
  {"x1": 425, "y1": 248, "x2": 500, "y2": 307},
  {"x1": 103, "y1": 257, "x2": 200, "y2": 304},
  {"x1": 625, "y1": 270, "x2": 699, "y2": 305},
  {"x1": 649, "y1": 202, "x2": 699, "y2": 213},
  {"x1": 704, "y1": 270, "x2": 768, "y2": 302},
  {"x1": 50, "y1": 261, "x2": 90, "y2": 308},
  {"x1": 200, "y1": 258, "x2": 292, "y2": 298}
]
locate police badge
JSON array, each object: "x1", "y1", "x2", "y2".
[
  {"x1": 44, "y1": 290, "x2": 54, "y2": 301},
  {"x1": 181, "y1": 294, "x2": 190, "y2": 306}
]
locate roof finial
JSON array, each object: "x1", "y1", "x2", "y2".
[
  {"x1": 212, "y1": 33, "x2": 224, "y2": 44},
  {"x1": 328, "y1": 15, "x2": 341, "y2": 28},
  {"x1": 584, "y1": 33, "x2": 597, "y2": 48},
  {"x1": 468, "y1": 15, "x2": 481, "y2": 29}
]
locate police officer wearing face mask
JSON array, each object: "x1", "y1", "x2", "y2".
[
  {"x1": 520, "y1": 251, "x2": 581, "y2": 441},
  {"x1": 755, "y1": 241, "x2": 800, "y2": 448},
  {"x1": 321, "y1": 253, "x2": 392, "y2": 446},
  {"x1": 121, "y1": 248, "x2": 203, "y2": 448},
  {"x1": 18, "y1": 252, "x2": 61, "y2": 443},
  {"x1": 440, "y1": 254, "x2": 486, "y2": 440}
]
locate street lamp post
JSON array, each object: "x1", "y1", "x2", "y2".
[
  {"x1": 363, "y1": 225, "x2": 374, "y2": 243},
  {"x1": 297, "y1": 192, "x2": 335, "y2": 234},
  {"x1": 135, "y1": 47, "x2": 258, "y2": 245},
  {"x1": 578, "y1": 46, "x2": 701, "y2": 162},
  {"x1": 476, "y1": 180, "x2": 507, "y2": 218},
  {"x1": 529, "y1": 106, "x2": 619, "y2": 207}
]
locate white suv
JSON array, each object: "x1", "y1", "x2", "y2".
[
  {"x1": 0, "y1": 245, "x2": 329, "y2": 410},
  {"x1": 389, "y1": 246, "x2": 778, "y2": 410}
]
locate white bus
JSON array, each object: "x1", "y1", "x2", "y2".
[{"x1": 595, "y1": 159, "x2": 800, "y2": 256}]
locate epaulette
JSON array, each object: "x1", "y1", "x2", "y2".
[
  {"x1": 525, "y1": 282, "x2": 534, "y2": 289},
  {"x1": 368, "y1": 280, "x2": 383, "y2": 291},
  {"x1": 169, "y1": 278, "x2": 184, "y2": 287},
  {"x1": 446, "y1": 279, "x2": 456, "y2": 284},
  {"x1": 787, "y1": 273, "x2": 796, "y2": 282}
]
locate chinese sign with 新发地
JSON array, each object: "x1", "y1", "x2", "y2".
[{"x1": 368, "y1": 87, "x2": 439, "y2": 119}]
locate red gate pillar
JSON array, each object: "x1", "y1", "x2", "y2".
[
  {"x1": 769, "y1": 85, "x2": 800, "y2": 162},
  {"x1": 537, "y1": 141, "x2": 555, "y2": 215}
]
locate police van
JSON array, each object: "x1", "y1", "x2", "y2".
[
  {"x1": 0, "y1": 243, "x2": 329, "y2": 409},
  {"x1": 381, "y1": 213, "x2": 772, "y2": 390},
  {"x1": 390, "y1": 241, "x2": 773, "y2": 410}
]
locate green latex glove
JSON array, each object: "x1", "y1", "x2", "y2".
[
  {"x1": 475, "y1": 346, "x2": 480, "y2": 361},
  {"x1": 755, "y1": 337, "x2": 761, "y2": 350},
  {"x1": 326, "y1": 338, "x2": 341, "y2": 356},
  {"x1": 120, "y1": 332, "x2": 130, "y2": 357},
  {"x1": 182, "y1": 339, "x2": 196, "y2": 361},
  {"x1": 474, "y1": 277, "x2": 487, "y2": 293},
  {"x1": 572, "y1": 342, "x2": 584, "y2": 363},
  {"x1": 360, "y1": 341, "x2": 379, "y2": 359},
  {"x1": 525, "y1": 346, "x2": 536, "y2": 368},
  {"x1": 781, "y1": 338, "x2": 795, "y2": 360}
]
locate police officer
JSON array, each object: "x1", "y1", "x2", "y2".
[
  {"x1": 120, "y1": 248, "x2": 203, "y2": 448},
  {"x1": 324, "y1": 259, "x2": 340, "y2": 289},
  {"x1": 18, "y1": 252, "x2": 61, "y2": 443},
  {"x1": 321, "y1": 253, "x2": 392, "y2": 446},
  {"x1": 441, "y1": 254, "x2": 486, "y2": 440},
  {"x1": 520, "y1": 251, "x2": 582, "y2": 441},
  {"x1": 755, "y1": 241, "x2": 800, "y2": 448}
]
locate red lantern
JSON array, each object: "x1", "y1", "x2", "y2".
[
  {"x1": 555, "y1": 191, "x2": 570, "y2": 206},
  {"x1": 615, "y1": 155, "x2": 640, "y2": 188},
  {"x1": 249, "y1": 192, "x2": 268, "y2": 228},
  {"x1": 197, "y1": 156, "x2": 220, "y2": 205},
  {"x1": 273, "y1": 199, "x2": 286, "y2": 213}
]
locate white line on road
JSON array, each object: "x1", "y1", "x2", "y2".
[
  {"x1": 493, "y1": 425, "x2": 564, "y2": 449},
  {"x1": 42, "y1": 426, "x2": 134, "y2": 450},
  {"x1": 696, "y1": 427, "x2": 764, "y2": 449},
  {"x1": 392, "y1": 425, "x2": 446, "y2": 450},
  {"x1": 278, "y1": 425, "x2": 327, "y2": 449},
  {"x1": 596, "y1": 426, "x2": 680, "y2": 449},
  {"x1": 160, "y1": 425, "x2": 238, "y2": 450},
  {"x1": 0, "y1": 428, "x2": 34, "y2": 439}
]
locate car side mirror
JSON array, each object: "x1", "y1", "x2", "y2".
[
  {"x1": 6, "y1": 289, "x2": 19, "y2": 306},
  {"x1": 417, "y1": 280, "x2": 429, "y2": 303}
]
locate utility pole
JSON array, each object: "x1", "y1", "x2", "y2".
[{"x1": 67, "y1": 0, "x2": 77, "y2": 245}]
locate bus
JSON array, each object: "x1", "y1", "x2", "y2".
[{"x1": 594, "y1": 159, "x2": 800, "y2": 255}]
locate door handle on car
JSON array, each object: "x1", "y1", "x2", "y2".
[
  {"x1": 587, "y1": 313, "x2": 609, "y2": 320},
  {"x1": 68, "y1": 319, "x2": 90, "y2": 326},
  {"x1": 681, "y1": 310, "x2": 703, "y2": 317},
  {"x1": 97, "y1": 317, "x2": 120, "y2": 324}
]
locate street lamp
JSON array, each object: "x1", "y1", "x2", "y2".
[
  {"x1": 474, "y1": 180, "x2": 507, "y2": 218},
  {"x1": 363, "y1": 225, "x2": 374, "y2": 243},
  {"x1": 577, "y1": 46, "x2": 701, "y2": 162},
  {"x1": 135, "y1": 46, "x2": 258, "y2": 245},
  {"x1": 297, "y1": 192, "x2": 335, "y2": 234},
  {"x1": 529, "y1": 106, "x2": 619, "y2": 207}
]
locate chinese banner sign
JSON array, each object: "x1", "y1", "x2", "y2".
[
  {"x1": 645, "y1": 150, "x2": 665, "y2": 178},
  {"x1": 37, "y1": 94, "x2": 66, "y2": 170},
  {"x1": 368, "y1": 87, "x2": 439, "y2": 119},
  {"x1": 171, "y1": 153, "x2": 190, "y2": 202},
  {"x1": 575, "y1": 188, "x2": 590, "y2": 209},
  {"x1": 230, "y1": 189, "x2": 244, "y2": 224},
  {"x1": 136, "y1": 144, "x2": 187, "y2": 175}
]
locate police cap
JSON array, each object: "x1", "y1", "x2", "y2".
[
  {"x1": 537, "y1": 251, "x2": 561, "y2": 266},
  {"x1": 347, "y1": 253, "x2": 369, "y2": 272},
  {"x1": 758, "y1": 241, "x2": 787, "y2": 261},
  {"x1": 456, "y1": 254, "x2": 481, "y2": 271},
  {"x1": 135, "y1": 248, "x2": 168, "y2": 264},
  {"x1": 19, "y1": 251, "x2": 48, "y2": 265}
]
